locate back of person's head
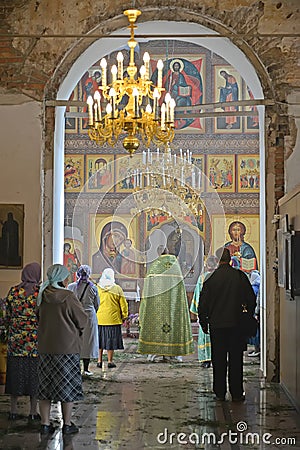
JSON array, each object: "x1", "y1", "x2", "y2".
[
  {"x1": 216, "y1": 247, "x2": 231, "y2": 264},
  {"x1": 99, "y1": 268, "x2": 115, "y2": 288},
  {"x1": 157, "y1": 245, "x2": 169, "y2": 256},
  {"x1": 205, "y1": 255, "x2": 218, "y2": 271}
]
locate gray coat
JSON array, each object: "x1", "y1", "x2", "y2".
[{"x1": 68, "y1": 281, "x2": 100, "y2": 358}]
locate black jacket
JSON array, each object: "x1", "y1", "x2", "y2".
[{"x1": 198, "y1": 264, "x2": 256, "y2": 331}]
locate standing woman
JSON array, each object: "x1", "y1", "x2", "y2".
[
  {"x1": 96, "y1": 268, "x2": 128, "y2": 369},
  {"x1": 68, "y1": 265, "x2": 100, "y2": 375},
  {"x1": 37, "y1": 264, "x2": 87, "y2": 435},
  {"x1": 190, "y1": 255, "x2": 218, "y2": 368},
  {"x1": 5, "y1": 262, "x2": 41, "y2": 421}
]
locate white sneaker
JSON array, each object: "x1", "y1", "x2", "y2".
[
  {"x1": 83, "y1": 370, "x2": 93, "y2": 376},
  {"x1": 147, "y1": 354, "x2": 157, "y2": 362},
  {"x1": 248, "y1": 351, "x2": 260, "y2": 357},
  {"x1": 175, "y1": 356, "x2": 183, "y2": 362}
]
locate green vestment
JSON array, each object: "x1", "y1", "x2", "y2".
[{"x1": 138, "y1": 254, "x2": 194, "y2": 356}]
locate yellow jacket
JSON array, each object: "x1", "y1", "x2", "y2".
[{"x1": 97, "y1": 284, "x2": 128, "y2": 325}]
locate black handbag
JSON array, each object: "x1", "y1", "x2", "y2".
[{"x1": 240, "y1": 304, "x2": 258, "y2": 338}]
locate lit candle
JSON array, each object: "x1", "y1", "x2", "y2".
[
  {"x1": 161, "y1": 103, "x2": 166, "y2": 130},
  {"x1": 143, "y1": 52, "x2": 150, "y2": 79},
  {"x1": 153, "y1": 88, "x2": 160, "y2": 121},
  {"x1": 165, "y1": 93, "x2": 171, "y2": 122},
  {"x1": 94, "y1": 90, "x2": 102, "y2": 121},
  {"x1": 157, "y1": 59, "x2": 164, "y2": 88},
  {"x1": 133, "y1": 87, "x2": 139, "y2": 117},
  {"x1": 117, "y1": 52, "x2": 124, "y2": 80},
  {"x1": 170, "y1": 98, "x2": 176, "y2": 125},
  {"x1": 111, "y1": 64, "x2": 117, "y2": 83},
  {"x1": 87, "y1": 95, "x2": 94, "y2": 126},
  {"x1": 100, "y1": 58, "x2": 107, "y2": 87}
]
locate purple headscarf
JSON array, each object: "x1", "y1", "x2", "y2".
[
  {"x1": 16, "y1": 262, "x2": 41, "y2": 296},
  {"x1": 76, "y1": 265, "x2": 92, "y2": 287}
]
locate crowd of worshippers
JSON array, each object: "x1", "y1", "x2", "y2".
[{"x1": 2, "y1": 245, "x2": 259, "y2": 435}]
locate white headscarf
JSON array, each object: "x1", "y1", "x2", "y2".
[{"x1": 99, "y1": 268, "x2": 115, "y2": 288}]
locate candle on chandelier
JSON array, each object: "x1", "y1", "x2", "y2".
[
  {"x1": 156, "y1": 148, "x2": 160, "y2": 160},
  {"x1": 100, "y1": 58, "x2": 107, "y2": 87},
  {"x1": 142, "y1": 150, "x2": 147, "y2": 165},
  {"x1": 165, "y1": 93, "x2": 171, "y2": 122},
  {"x1": 143, "y1": 52, "x2": 150, "y2": 80},
  {"x1": 173, "y1": 153, "x2": 177, "y2": 166},
  {"x1": 192, "y1": 170, "x2": 195, "y2": 188},
  {"x1": 111, "y1": 64, "x2": 117, "y2": 83},
  {"x1": 161, "y1": 103, "x2": 166, "y2": 130},
  {"x1": 133, "y1": 87, "x2": 139, "y2": 117},
  {"x1": 162, "y1": 166, "x2": 166, "y2": 186},
  {"x1": 170, "y1": 98, "x2": 176, "y2": 125},
  {"x1": 94, "y1": 103, "x2": 98, "y2": 122},
  {"x1": 94, "y1": 90, "x2": 102, "y2": 121},
  {"x1": 157, "y1": 59, "x2": 164, "y2": 88},
  {"x1": 117, "y1": 52, "x2": 124, "y2": 80},
  {"x1": 87, "y1": 95, "x2": 94, "y2": 126},
  {"x1": 140, "y1": 65, "x2": 146, "y2": 80},
  {"x1": 153, "y1": 88, "x2": 160, "y2": 121},
  {"x1": 180, "y1": 148, "x2": 183, "y2": 159},
  {"x1": 109, "y1": 88, "x2": 116, "y2": 119},
  {"x1": 181, "y1": 166, "x2": 184, "y2": 186}
]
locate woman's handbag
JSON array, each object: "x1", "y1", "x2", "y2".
[{"x1": 240, "y1": 304, "x2": 258, "y2": 338}]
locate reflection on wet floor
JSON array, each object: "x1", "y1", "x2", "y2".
[{"x1": 0, "y1": 338, "x2": 299, "y2": 449}]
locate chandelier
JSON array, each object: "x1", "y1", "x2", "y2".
[
  {"x1": 129, "y1": 148, "x2": 204, "y2": 222},
  {"x1": 86, "y1": 9, "x2": 176, "y2": 156}
]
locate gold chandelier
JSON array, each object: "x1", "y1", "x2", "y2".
[{"x1": 86, "y1": 9, "x2": 175, "y2": 156}]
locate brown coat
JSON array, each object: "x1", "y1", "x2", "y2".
[{"x1": 37, "y1": 286, "x2": 88, "y2": 355}]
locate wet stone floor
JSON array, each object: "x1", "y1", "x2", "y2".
[{"x1": 0, "y1": 336, "x2": 299, "y2": 450}]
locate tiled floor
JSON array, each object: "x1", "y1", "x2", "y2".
[{"x1": 0, "y1": 337, "x2": 299, "y2": 449}]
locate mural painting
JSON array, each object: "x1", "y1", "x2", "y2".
[
  {"x1": 0, "y1": 204, "x2": 24, "y2": 269},
  {"x1": 207, "y1": 155, "x2": 235, "y2": 192},
  {"x1": 64, "y1": 155, "x2": 84, "y2": 192},
  {"x1": 86, "y1": 155, "x2": 115, "y2": 193},
  {"x1": 237, "y1": 155, "x2": 260, "y2": 193}
]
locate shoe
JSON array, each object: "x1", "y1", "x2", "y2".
[
  {"x1": 40, "y1": 423, "x2": 56, "y2": 435},
  {"x1": 83, "y1": 370, "x2": 93, "y2": 376},
  {"x1": 28, "y1": 413, "x2": 41, "y2": 422},
  {"x1": 107, "y1": 362, "x2": 116, "y2": 368},
  {"x1": 175, "y1": 356, "x2": 183, "y2": 362},
  {"x1": 201, "y1": 361, "x2": 211, "y2": 368},
  {"x1": 214, "y1": 396, "x2": 225, "y2": 401},
  {"x1": 62, "y1": 422, "x2": 79, "y2": 435},
  {"x1": 8, "y1": 412, "x2": 21, "y2": 420},
  {"x1": 147, "y1": 354, "x2": 157, "y2": 362},
  {"x1": 248, "y1": 351, "x2": 260, "y2": 357},
  {"x1": 96, "y1": 362, "x2": 102, "y2": 368},
  {"x1": 232, "y1": 395, "x2": 246, "y2": 402}
]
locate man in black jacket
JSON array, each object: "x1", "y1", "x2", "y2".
[{"x1": 198, "y1": 247, "x2": 256, "y2": 402}]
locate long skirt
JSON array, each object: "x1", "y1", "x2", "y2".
[
  {"x1": 5, "y1": 355, "x2": 39, "y2": 396},
  {"x1": 98, "y1": 325, "x2": 124, "y2": 350},
  {"x1": 197, "y1": 328, "x2": 211, "y2": 362},
  {"x1": 38, "y1": 353, "x2": 83, "y2": 402}
]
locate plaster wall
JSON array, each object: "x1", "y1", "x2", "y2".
[
  {"x1": 0, "y1": 101, "x2": 43, "y2": 297},
  {"x1": 278, "y1": 186, "x2": 300, "y2": 410}
]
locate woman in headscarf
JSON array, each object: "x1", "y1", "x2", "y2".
[
  {"x1": 68, "y1": 265, "x2": 100, "y2": 376},
  {"x1": 37, "y1": 264, "x2": 87, "y2": 436},
  {"x1": 5, "y1": 262, "x2": 41, "y2": 421},
  {"x1": 190, "y1": 255, "x2": 218, "y2": 368},
  {"x1": 96, "y1": 268, "x2": 128, "y2": 369}
]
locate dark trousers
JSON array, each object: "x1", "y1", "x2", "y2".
[{"x1": 210, "y1": 327, "x2": 244, "y2": 399}]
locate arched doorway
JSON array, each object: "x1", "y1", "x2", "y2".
[{"x1": 53, "y1": 18, "x2": 266, "y2": 373}]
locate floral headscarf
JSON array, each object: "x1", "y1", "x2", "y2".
[
  {"x1": 76, "y1": 265, "x2": 92, "y2": 287},
  {"x1": 37, "y1": 264, "x2": 70, "y2": 306}
]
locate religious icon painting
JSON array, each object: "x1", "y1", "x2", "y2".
[
  {"x1": 64, "y1": 154, "x2": 84, "y2": 193},
  {"x1": 244, "y1": 85, "x2": 260, "y2": 132},
  {"x1": 150, "y1": 54, "x2": 206, "y2": 133},
  {"x1": 89, "y1": 213, "x2": 140, "y2": 278},
  {"x1": 65, "y1": 85, "x2": 79, "y2": 133},
  {"x1": 115, "y1": 154, "x2": 143, "y2": 193},
  {"x1": 79, "y1": 66, "x2": 102, "y2": 133},
  {"x1": 211, "y1": 214, "x2": 260, "y2": 273},
  {"x1": 237, "y1": 155, "x2": 260, "y2": 193},
  {"x1": 206, "y1": 154, "x2": 235, "y2": 192},
  {"x1": 85, "y1": 154, "x2": 115, "y2": 193},
  {"x1": 0, "y1": 204, "x2": 24, "y2": 269},
  {"x1": 214, "y1": 65, "x2": 242, "y2": 133}
]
